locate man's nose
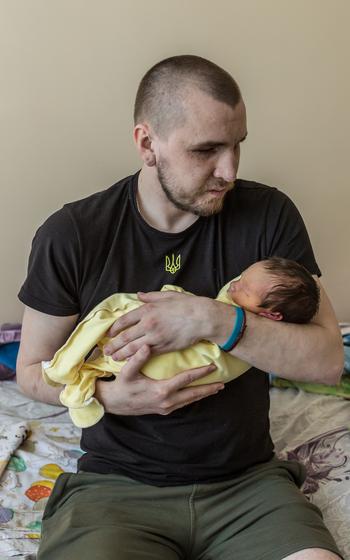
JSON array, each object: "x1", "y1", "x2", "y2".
[{"x1": 213, "y1": 151, "x2": 238, "y2": 183}]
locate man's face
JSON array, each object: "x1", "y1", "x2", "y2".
[
  {"x1": 152, "y1": 90, "x2": 248, "y2": 216},
  {"x1": 227, "y1": 262, "x2": 275, "y2": 314}
]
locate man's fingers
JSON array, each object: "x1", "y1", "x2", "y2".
[
  {"x1": 106, "y1": 308, "x2": 142, "y2": 338},
  {"x1": 104, "y1": 324, "x2": 145, "y2": 356},
  {"x1": 160, "y1": 379, "x2": 225, "y2": 415},
  {"x1": 110, "y1": 354, "x2": 225, "y2": 416},
  {"x1": 110, "y1": 337, "x2": 147, "y2": 361},
  {"x1": 120, "y1": 344, "x2": 151, "y2": 380},
  {"x1": 166, "y1": 363, "x2": 224, "y2": 391}
]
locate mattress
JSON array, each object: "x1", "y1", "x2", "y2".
[{"x1": 0, "y1": 380, "x2": 349, "y2": 559}]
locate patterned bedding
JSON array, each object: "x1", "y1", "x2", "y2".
[
  {"x1": 0, "y1": 381, "x2": 82, "y2": 559},
  {"x1": 0, "y1": 380, "x2": 349, "y2": 559}
]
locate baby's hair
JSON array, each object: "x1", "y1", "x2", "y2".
[{"x1": 259, "y1": 257, "x2": 320, "y2": 323}]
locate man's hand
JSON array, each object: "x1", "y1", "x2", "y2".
[
  {"x1": 103, "y1": 290, "x2": 224, "y2": 361},
  {"x1": 96, "y1": 344, "x2": 224, "y2": 415}
]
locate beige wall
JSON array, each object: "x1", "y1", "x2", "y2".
[{"x1": 1, "y1": 0, "x2": 349, "y2": 323}]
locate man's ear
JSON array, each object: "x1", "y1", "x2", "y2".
[
  {"x1": 133, "y1": 124, "x2": 156, "y2": 167},
  {"x1": 258, "y1": 310, "x2": 283, "y2": 321}
]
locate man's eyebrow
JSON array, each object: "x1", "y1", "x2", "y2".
[
  {"x1": 189, "y1": 133, "x2": 248, "y2": 150},
  {"x1": 189, "y1": 141, "x2": 225, "y2": 149}
]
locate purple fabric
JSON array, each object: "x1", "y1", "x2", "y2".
[
  {"x1": 0, "y1": 324, "x2": 21, "y2": 379},
  {"x1": 0, "y1": 323, "x2": 21, "y2": 345}
]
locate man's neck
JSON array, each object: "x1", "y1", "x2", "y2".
[{"x1": 136, "y1": 167, "x2": 199, "y2": 234}]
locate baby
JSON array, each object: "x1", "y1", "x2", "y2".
[
  {"x1": 226, "y1": 256, "x2": 319, "y2": 323},
  {"x1": 42, "y1": 257, "x2": 320, "y2": 428}
]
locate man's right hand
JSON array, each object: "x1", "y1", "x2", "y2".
[{"x1": 95, "y1": 344, "x2": 225, "y2": 416}]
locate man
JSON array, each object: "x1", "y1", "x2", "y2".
[{"x1": 17, "y1": 55, "x2": 344, "y2": 560}]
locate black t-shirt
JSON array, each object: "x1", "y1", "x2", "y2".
[{"x1": 18, "y1": 171, "x2": 320, "y2": 486}]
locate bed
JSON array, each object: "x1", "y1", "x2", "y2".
[{"x1": 0, "y1": 378, "x2": 349, "y2": 559}]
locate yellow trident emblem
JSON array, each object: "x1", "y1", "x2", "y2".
[{"x1": 165, "y1": 254, "x2": 181, "y2": 274}]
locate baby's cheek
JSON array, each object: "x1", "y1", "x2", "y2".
[{"x1": 230, "y1": 293, "x2": 241, "y2": 306}]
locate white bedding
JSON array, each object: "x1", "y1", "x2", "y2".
[{"x1": 0, "y1": 381, "x2": 349, "y2": 559}]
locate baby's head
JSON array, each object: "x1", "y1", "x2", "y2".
[{"x1": 227, "y1": 257, "x2": 320, "y2": 323}]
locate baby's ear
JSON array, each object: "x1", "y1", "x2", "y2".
[{"x1": 258, "y1": 310, "x2": 283, "y2": 321}]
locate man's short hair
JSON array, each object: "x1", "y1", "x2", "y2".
[
  {"x1": 134, "y1": 55, "x2": 241, "y2": 138},
  {"x1": 260, "y1": 257, "x2": 320, "y2": 323}
]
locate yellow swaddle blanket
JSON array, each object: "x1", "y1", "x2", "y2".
[{"x1": 42, "y1": 283, "x2": 250, "y2": 428}]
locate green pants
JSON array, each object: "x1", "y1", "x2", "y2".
[{"x1": 37, "y1": 457, "x2": 342, "y2": 560}]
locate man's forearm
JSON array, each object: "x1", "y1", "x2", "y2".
[
  {"x1": 205, "y1": 298, "x2": 344, "y2": 384},
  {"x1": 17, "y1": 362, "x2": 62, "y2": 405},
  {"x1": 231, "y1": 313, "x2": 343, "y2": 383}
]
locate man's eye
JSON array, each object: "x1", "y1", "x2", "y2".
[{"x1": 194, "y1": 148, "x2": 216, "y2": 155}]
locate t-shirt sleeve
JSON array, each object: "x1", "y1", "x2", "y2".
[
  {"x1": 18, "y1": 207, "x2": 81, "y2": 316},
  {"x1": 265, "y1": 190, "x2": 321, "y2": 277}
]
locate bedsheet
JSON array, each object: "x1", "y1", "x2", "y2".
[
  {"x1": 0, "y1": 381, "x2": 349, "y2": 559},
  {"x1": 0, "y1": 381, "x2": 82, "y2": 559},
  {"x1": 270, "y1": 388, "x2": 350, "y2": 560}
]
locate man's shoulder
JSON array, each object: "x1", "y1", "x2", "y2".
[
  {"x1": 229, "y1": 178, "x2": 290, "y2": 207},
  {"x1": 63, "y1": 172, "x2": 137, "y2": 220},
  {"x1": 234, "y1": 178, "x2": 277, "y2": 194},
  {"x1": 34, "y1": 172, "x2": 138, "y2": 243}
]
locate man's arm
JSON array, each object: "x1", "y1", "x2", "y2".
[
  {"x1": 104, "y1": 278, "x2": 344, "y2": 385},
  {"x1": 17, "y1": 306, "x2": 224, "y2": 414},
  {"x1": 16, "y1": 306, "x2": 79, "y2": 404},
  {"x1": 210, "y1": 277, "x2": 344, "y2": 384}
]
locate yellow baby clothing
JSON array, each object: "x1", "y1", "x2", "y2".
[{"x1": 42, "y1": 283, "x2": 250, "y2": 428}]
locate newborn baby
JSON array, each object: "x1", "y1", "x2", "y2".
[{"x1": 42, "y1": 257, "x2": 320, "y2": 427}]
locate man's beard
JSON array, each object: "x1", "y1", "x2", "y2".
[{"x1": 157, "y1": 158, "x2": 230, "y2": 217}]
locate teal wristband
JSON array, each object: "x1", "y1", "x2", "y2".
[{"x1": 219, "y1": 306, "x2": 246, "y2": 352}]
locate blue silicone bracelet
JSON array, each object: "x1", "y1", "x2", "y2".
[{"x1": 219, "y1": 306, "x2": 245, "y2": 352}]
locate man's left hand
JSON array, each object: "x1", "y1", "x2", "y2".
[{"x1": 103, "y1": 291, "x2": 226, "y2": 361}]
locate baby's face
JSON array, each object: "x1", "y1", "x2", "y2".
[{"x1": 227, "y1": 262, "x2": 274, "y2": 314}]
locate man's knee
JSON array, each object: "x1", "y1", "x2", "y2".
[{"x1": 282, "y1": 548, "x2": 342, "y2": 560}]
